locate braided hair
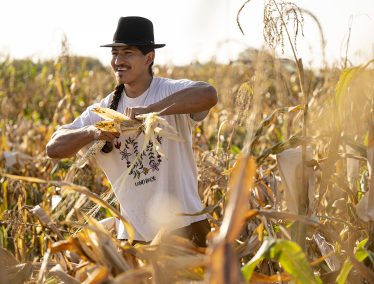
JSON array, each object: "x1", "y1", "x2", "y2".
[{"x1": 101, "y1": 84, "x2": 125, "y2": 153}]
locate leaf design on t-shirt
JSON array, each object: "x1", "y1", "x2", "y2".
[
  {"x1": 119, "y1": 147, "x2": 131, "y2": 161},
  {"x1": 114, "y1": 140, "x2": 122, "y2": 149},
  {"x1": 113, "y1": 112, "x2": 184, "y2": 190}
]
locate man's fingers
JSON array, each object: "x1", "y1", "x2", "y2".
[
  {"x1": 124, "y1": 107, "x2": 132, "y2": 119},
  {"x1": 98, "y1": 131, "x2": 120, "y2": 141},
  {"x1": 124, "y1": 107, "x2": 140, "y2": 120}
]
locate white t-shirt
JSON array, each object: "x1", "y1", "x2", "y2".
[{"x1": 62, "y1": 76, "x2": 206, "y2": 241}]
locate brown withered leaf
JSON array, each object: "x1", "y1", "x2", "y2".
[
  {"x1": 81, "y1": 265, "x2": 109, "y2": 284},
  {"x1": 251, "y1": 272, "x2": 292, "y2": 282},
  {"x1": 208, "y1": 242, "x2": 245, "y2": 284},
  {"x1": 0, "y1": 247, "x2": 19, "y2": 267},
  {"x1": 49, "y1": 264, "x2": 80, "y2": 284},
  {"x1": 61, "y1": 183, "x2": 136, "y2": 243},
  {"x1": 1, "y1": 173, "x2": 48, "y2": 184},
  {"x1": 113, "y1": 266, "x2": 153, "y2": 284},
  {"x1": 220, "y1": 155, "x2": 256, "y2": 242},
  {"x1": 207, "y1": 155, "x2": 256, "y2": 284},
  {"x1": 31, "y1": 205, "x2": 64, "y2": 240},
  {"x1": 5, "y1": 262, "x2": 33, "y2": 284}
]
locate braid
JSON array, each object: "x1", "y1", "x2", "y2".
[
  {"x1": 101, "y1": 84, "x2": 124, "y2": 153},
  {"x1": 109, "y1": 84, "x2": 124, "y2": 109}
]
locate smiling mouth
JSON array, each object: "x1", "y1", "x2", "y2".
[{"x1": 116, "y1": 66, "x2": 131, "y2": 72}]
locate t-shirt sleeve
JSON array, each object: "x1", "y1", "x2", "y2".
[
  {"x1": 159, "y1": 78, "x2": 207, "y2": 124},
  {"x1": 162, "y1": 78, "x2": 199, "y2": 99}
]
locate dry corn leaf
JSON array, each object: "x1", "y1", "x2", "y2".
[
  {"x1": 1, "y1": 173, "x2": 47, "y2": 184},
  {"x1": 76, "y1": 231, "x2": 106, "y2": 264},
  {"x1": 162, "y1": 254, "x2": 207, "y2": 270},
  {"x1": 51, "y1": 238, "x2": 76, "y2": 253},
  {"x1": 61, "y1": 183, "x2": 136, "y2": 242},
  {"x1": 207, "y1": 155, "x2": 256, "y2": 284},
  {"x1": 0, "y1": 173, "x2": 136, "y2": 243},
  {"x1": 83, "y1": 216, "x2": 132, "y2": 272},
  {"x1": 258, "y1": 209, "x2": 320, "y2": 226},
  {"x1": 251, "y1": 272, "x2": 292, "y2": 282},
  {"x1": 31, "y1": 205, "x2": 64, "y2": 240},
  {"x1": 81, "y1": 266, "x2": 109, "y2": 284},
  {"x1": 0, "y1": 247, "x2": 19, "y2": 267},
  {"x1": 220, "y1": 155, "x2": 256, "y2": 242},
  {"x1": 5, "y1": 262, "x2": 33, "y2": 284},
  {"x1": 208, "y1": 242, "x2": 244, "y2": 284},
  {"x1": 113, "y1": 266, "x2": 153, "y2": 284},
  {"x1": 37, "y1": 248, "x2": 51, "y2": 284},
  {"x1": 49, "y1": 264, "x2": 80, "y2": 284}
]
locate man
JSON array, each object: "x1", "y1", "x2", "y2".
[{"x1": 46, "y1": 16, "x2": 217, "y2": 246}]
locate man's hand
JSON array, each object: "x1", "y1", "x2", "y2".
[
  {"x1": 88, "y1": 125, "x2": 120, "y2": 141},
  {"x1": 124, "y1": 106, "x2": 151, "y2": 120}
]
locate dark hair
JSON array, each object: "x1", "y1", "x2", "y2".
[
  {"x1": 136, "y1": 45, "x2": 155, "y2": 75},
  {"x1": 101, "y1": 84, "x2": 125, "y2": 153}
]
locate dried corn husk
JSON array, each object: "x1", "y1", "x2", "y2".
[
  {"x1": 276, "y1": 146, "x2": 315, "y2": 214},
  {"x1": 356, "y1": 133, "x2": 374, "y2": 221},
  {"x1": 73, "y1": 140, "x2": 106, "y2": 169},
  {"x1": 72, "y1": 107, "x2": 183, "y2": 171}
]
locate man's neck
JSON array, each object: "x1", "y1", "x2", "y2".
[{"x1": 125, "y1": 75, "x2": 153, "y2": 98}]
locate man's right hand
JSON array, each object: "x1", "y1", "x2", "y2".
[
  {"x1": 46, "y1": 125, "x2": 119, "y2": 159},
  {"x1": 88, "y1": 125, "x2": 120, "y2": 142}
]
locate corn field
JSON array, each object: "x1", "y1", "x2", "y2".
[{"x1": 1, "y1": 1, "x2": 374, "y2": 283}]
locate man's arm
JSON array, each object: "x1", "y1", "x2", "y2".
[
  {"x1": 125, "y1": 82, "x2": 218, "y2": 120},
  {"x1": 46, "y1": 125, "x2": 119, "y2": 159}
]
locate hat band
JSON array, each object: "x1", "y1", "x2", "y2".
[{"x1": 113, "y1": 39, "x2": 155, "y2": 45}]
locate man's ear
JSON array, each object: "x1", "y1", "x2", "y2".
[{"x1": 146, "y1": 51, "x2": 155, "y2": 65}]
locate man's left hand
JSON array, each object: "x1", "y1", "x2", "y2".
[{"x1": 124, "y1": 106, "x2": 151, "y2": 120}]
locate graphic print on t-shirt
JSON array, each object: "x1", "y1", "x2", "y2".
[{"x1": 113, "y1": 130, "x2": 163, "y2": 185}]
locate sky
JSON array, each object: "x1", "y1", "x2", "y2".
[{"x1": 1, "y1": 0, "x2": 373, "y2": 68}]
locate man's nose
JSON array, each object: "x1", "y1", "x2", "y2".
[{"x1": 115, "y1": 54, "x2": 126, "y2": 65}]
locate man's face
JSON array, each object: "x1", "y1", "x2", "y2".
[{"x1": 111, "y1": 46, "x2": 154, "y2": 85}]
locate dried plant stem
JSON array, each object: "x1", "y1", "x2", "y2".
[
  {"x1": 236, "y1": 0, "x2": 253, "y2": 35},
  {"x1": 344, "y1": 16, "x2": 353, "y2": 69},
  {"x1": 270, "y1": 0, "x2": 310, "y2": 251}
]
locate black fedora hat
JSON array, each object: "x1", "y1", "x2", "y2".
[{"x1": 101, "y1": 16, "x2": 165, "y2": 49}]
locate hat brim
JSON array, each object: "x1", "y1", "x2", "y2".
[{"x1": 100, "y1": 42, "x2": 165, "y2": 49}]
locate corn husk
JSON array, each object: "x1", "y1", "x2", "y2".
[
  {"x1": 276, "y1": 146, "x2": 315, "y2": 214},
  {"x1": 356, "y1": 141, "x2": 374, "y2": 221},
  {"x1": 70, "y1": 107, "x2": 184, "y2": 202},
  {"x1": 70, "y1": 108, "x2": 138, "y2": 168}
]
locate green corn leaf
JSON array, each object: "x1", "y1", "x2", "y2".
[
  {"x1": 334, "y1": 59, "x2": 374, "y2": 130},
  {"x1": 336, "y1": 238, "x2": 368, "y2": 284},
  {"x1": 335, "y1": 68, "x2": 359, "y2": 120},
  {"x1": 268, "y1": 239, "x2": 322, "y2": 284},
  {"x1": 242, "y1": 238, "x2": 322, "y2": 283},
  {"x1": 241, "y1": 238, "x2": 276, "y2": 281}
]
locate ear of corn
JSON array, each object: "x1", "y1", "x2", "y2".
[
  {"x1": 73, "y1": 140, "x2": 106, "y2": 169},
  {"x1": 73, "y1": 108, "x2": 184, "y2": 180},
  {"x1": 92, "y1": 107, "x2": 130, "y2": 123}
]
